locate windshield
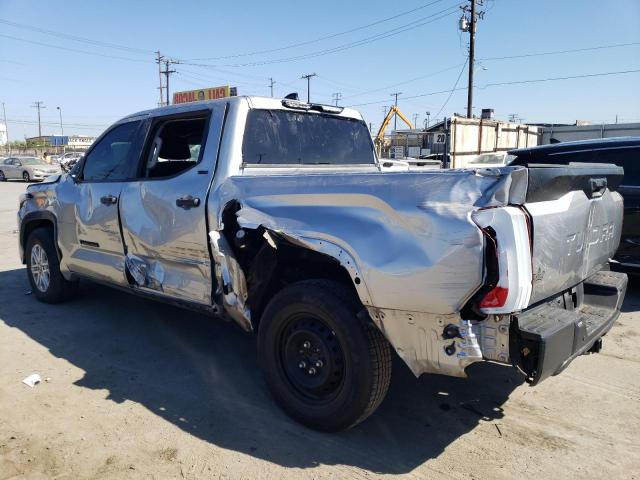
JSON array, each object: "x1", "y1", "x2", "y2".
[
  {"x1": 19, "y1": 157, "x2": 47, "y2": 165},
  {"x1": 243, "y1": 109, "x2": 375, "y2": 165}
]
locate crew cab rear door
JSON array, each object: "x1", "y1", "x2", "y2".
[
  {"x1": 523, "y1": 164, "x2": 624, "y2": 304},
  {"x1": 118, "y1": 104, "x2": 226, "y2": 305}
]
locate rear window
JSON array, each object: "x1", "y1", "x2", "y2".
[{"x1": 242, "y1": 109, "x2": 375, "y2": 165}]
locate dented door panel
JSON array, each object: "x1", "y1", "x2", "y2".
[{"x1": 118, "y1": 103, "x2": 227, "y2": 304}]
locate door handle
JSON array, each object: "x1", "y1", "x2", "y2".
[
  {"x1": 100, "y1": 194, "x2": 117, "y2": 205},
  {"x1": 176, "y1": 195, "x2": 201, "y2": 209}
]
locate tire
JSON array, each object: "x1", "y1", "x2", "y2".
[
  {"x1": 0, "y1": 170, "x2": 5, "y2": 181},
  {"x1": 25, "y1": 227, "x2": 78, "y2": 303},
  {"x1": 258, "y1": 279, "x2": 392, "y2": 431},
  {"x1": 23, "y1": 171, "x2": 30, "y2": 182}
]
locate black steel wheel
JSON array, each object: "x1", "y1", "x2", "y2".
[
  {"x1": 280, "y1": 315, "x2": 345, "y2": 404},
  {"x1": 23, "y1": 171, "x2": 30, "y2": 182},
  {"x1": 0, "y1": 170, "x2": 6, "y2": 181},
  {"x1": 258, "y1": 279, "x2": 392, "y2": 431}
]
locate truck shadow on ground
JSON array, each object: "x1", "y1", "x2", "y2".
[{"x1": 5, "y1": 269, "x2": 636, "y2": 474}]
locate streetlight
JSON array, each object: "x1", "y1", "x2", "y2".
[
  {"x1": 56, "y1": 106, "x2": 64, "y2": 155},
  {"x1": 425, "y1": 111, "x2": 431, "y2": 129}
]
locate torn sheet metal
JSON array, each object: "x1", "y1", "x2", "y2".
[
  {"x1": 208, "y1": 167, "x2": 529, "y2": 374},
  {"x1": 208, "y1": 231, "x2": 252, "y2": 332},
  {"x1": 211, "y1": 169, "x2": 530, "y2": 315},
  {"x1": 367, "y1": 307, "x2": 484, "y2": 377},
  {"x1": 125, "y1": 254, "x2": 165, "y2": 291}
]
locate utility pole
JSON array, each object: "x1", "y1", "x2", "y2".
[
  {"x1": 31, "y1": 101, "x2": 45, "y2": 138},
  {"x1": 268, "y1": 78, "x2": 276, "y2": 97},
  {"x1": 460, "y1": 0, "x2": 484, "y2": 118},
  {"x1": 390, "y1": 92, "x2": 402, "y2": 130},
  {"x1": 301, "y1": 73, "x2": 317, "y2": 103},
  {"x1": 332, "y1": 92, "x2": 342, "y2": 106},
  {"x1": 161, "y1": 59, "x2": 177, "y2": 106},
  {"x1": 412, "y1": 113, "x2": 419, "y2": 128},
  {"x1": 56, "y1": 106, "x2": 64, "y2": 136},
  {"x1": 2, "y1": 102, "x2": 8, "y2": 148},
  {"x1": 156, "y1": 51, "x2": 165, "y2": 106}
]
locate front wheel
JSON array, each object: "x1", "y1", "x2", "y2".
[
  {"x1": 23, "y1": 171, "x2": 30, "y2": 182},
  {"x1": 26, "y1": 227, "x2": 78, "y2": 303},
  {"x1": 258, "y1": 280, "x2": 392, "y2": 431}
]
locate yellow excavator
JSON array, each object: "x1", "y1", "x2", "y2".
[{"x1": 374, "y1": 105, "x2": 414, "y2": 156}]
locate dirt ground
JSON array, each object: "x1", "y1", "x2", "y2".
[{"x1": 1, "y1": 180, "x2": 639, "y2": 480}]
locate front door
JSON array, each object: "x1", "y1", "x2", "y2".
[
  {"x1": 58, "y1": 120, "x2": 145, "y2": 284},
  {"x1": 118, "y1": 105, "x2": 226, "y2": 304},
  {"x1": 2, "y1": 158, "x2": 18, "y2": 179}
]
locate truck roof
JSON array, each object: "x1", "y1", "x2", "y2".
[
  {"x1": 119, "y1": 95, "x2": 364, "y2": 124},
  {"x1": 509, "y1": 136, "x2": 640, "y2": 159}
]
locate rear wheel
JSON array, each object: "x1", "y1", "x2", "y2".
[
  {"x1": 258, "y1": 280, "x2": 392, "y2": 431},
  {"x1": 26, "y1": 227, "x2": 77, "y2": 303},
  {"x1": 23, "y1": 171, "x2": 30, "y2": 182},
  {"x1": 0, "y1": 170, "x2": 5, "y2": 181}
]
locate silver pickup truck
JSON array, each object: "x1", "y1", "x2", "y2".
[{"x1": 17, "y1": 96, "x2": 628, "y2": 431}]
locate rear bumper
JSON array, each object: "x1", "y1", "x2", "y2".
[{"x1": 511, "y1": 270, "x2": 627, "y2": 385}]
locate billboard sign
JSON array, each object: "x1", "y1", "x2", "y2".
[{"x1": 172, "y1": 86, "x2": 237, "y2": 104}]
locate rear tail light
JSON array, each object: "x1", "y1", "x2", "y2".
[
  {"x1": 479, "y1": 286, "x2": 509, "y2": 309},
  {"x1": 472, "y1": 207, "x2": 533, "y2": 314}
]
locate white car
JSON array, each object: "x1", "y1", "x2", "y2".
[
  {"x1": 466, "y1": 152, "x2": 515, "y2": 168},
  {"x1": 0, "y1": 156, "x2": 61, "y2": 182}
]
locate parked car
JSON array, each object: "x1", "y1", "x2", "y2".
[
  {"x1": 0, "y1": 156, "x2": 61, "y2": 182},
  {"x1": 18, "y1": 96, "x2": 627, "y2": 431},
  {"x1": 466, "y1": 151, "x2": 516, "y2": 168},
  {"x1": 510, "y1": 137, "x2": 640, "y2": 274}
]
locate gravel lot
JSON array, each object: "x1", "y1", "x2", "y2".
[{"x1": 1, "y1": 180, "x2": 639, "y2": 480}]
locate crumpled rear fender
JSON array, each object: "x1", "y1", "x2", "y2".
[{"x1": 208, "y1": 168, "x2": 528, "y2": 376}]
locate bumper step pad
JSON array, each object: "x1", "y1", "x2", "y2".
[{"x1": 512, "y1": 270, "x2": 627, "y2": 385}]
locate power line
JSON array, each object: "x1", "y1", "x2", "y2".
[
  {"x1": 433, "y1": 58, "x2": 468, "y2": 118},
  {"x1": 0, "y1": 18, "x2": 153, "y2": 54},
  {"x1": 185, "y1": 0, "x2": 450, "y2": 61},
  {"x1": 348, "y1": 67, "x2": 640, "y2": 107},
  {"x1": 0, "y1": 33, "x2": 151, "y2": 63},
  {"x1": 180, "y1": 4, "x2": 463, "y2": 68},
  {"x1": 480, "y1": 41, "x2": 640, "y2": 61},
  {"x1": 342, "y1": 63, "x2": 465, "y2": 99}
]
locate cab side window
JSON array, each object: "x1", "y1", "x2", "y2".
[
  {"x1": 82, "y1": 121, "x2": 142, "y2": 181},
  {"x1": 143, "y1": 116, "x2": 208, "y2": 179}
]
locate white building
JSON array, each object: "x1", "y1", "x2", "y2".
[{"x1": 68, "y1": 134, "x2": 95, "y2": 149}]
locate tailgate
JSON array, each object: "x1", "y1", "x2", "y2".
[{"x1": 523, "y1": 164, "x2": 624, "y2": 305}]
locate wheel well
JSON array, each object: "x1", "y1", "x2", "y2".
[
  {"x1": 220, "y1": 202, "x2": 361, "y2": 329},
  {"x1": 21, "y1": 219, "x2": 56, "y2": 263}
]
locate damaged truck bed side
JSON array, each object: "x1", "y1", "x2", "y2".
[{"x1": 18, "y1": 96, "x2": 627, "y2": 431}]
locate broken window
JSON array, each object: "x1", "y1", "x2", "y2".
[
  {"x1": 242, "y1": 109, "x2": 375, "y2": 165},
  {"x1": 144, "y1": 116, "x2": 208, "y2": 178}
]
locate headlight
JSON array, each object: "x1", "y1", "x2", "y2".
[{"x1": 19, "y1": 192, "x2": 33, "y2": 208}]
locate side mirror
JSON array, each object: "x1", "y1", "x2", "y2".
[{"x1": 15, "y1": 162, "x2": 22, "y2": 166}]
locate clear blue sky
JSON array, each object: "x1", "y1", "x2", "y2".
[{"x1": 1, "y1": 0, "x2": 639, "y2": 140}]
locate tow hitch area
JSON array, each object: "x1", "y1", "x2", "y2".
[{"x1": 511, "y1": 270, "x2": 627, "y2": 385}]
